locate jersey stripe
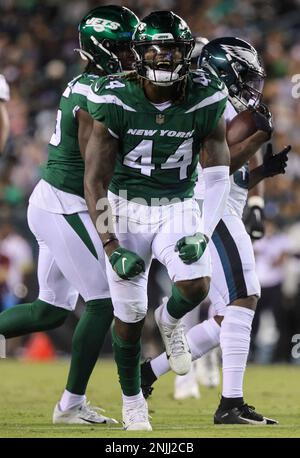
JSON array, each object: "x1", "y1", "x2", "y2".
[
  {"x1": 72, "y1": 82, "x2": 90, "y2": 96},
  {"x1": 63, "y1": 213, "x2": 98, "y2": 260},
  {"x1": 88, "y1": 92, "x2": 136, "y2": 112},
  {"x1": 108, "y1": 128, "x2": 119, "y2": 139},
  {"x1": 212, "y1": 219, "x2": 248, "y2": 302},
  {"x1": 185, "y1": 90, "x2": 227, "y2": 113}
]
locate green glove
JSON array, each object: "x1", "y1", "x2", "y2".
[
  {"x1": 175, "y1": 232, "x2": 209, "y2": 265},
  {"x1": 109, "y1": 247, "x2": 145, "y2": 280}
]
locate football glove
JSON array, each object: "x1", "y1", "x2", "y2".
[
  {"x1": 175, "y1": 232, "x2": 209, "y2": 264},
  {"x1": 244, "y1": 196, "x2": 265, "y2": 240},
  {"x1": 253, "y1": 103, "x2": 273, "y2": 139},
  {"x1": 262, "y1": 143, "x2": 291, "y2": 177},
  {"x1": 109, "y1": 247, "x2": 145, "y2": 280}
]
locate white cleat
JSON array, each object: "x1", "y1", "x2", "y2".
[
  {"x1": 196, "y1": 348, "x2": 220, "y2": 388},
  {"x1": 174, "y1": 366, "x2": 200, "y2": 400},
  {"x1": 122, "y1": 398, "x2": 152, "y2": 431},
  {"x1": 155, "y1": 304, "x2": 191, "y2": 375},
  {"x1": 53, "y1": 400, "x2": 118, "y2": 425}
]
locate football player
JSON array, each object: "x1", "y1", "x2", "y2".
[
  {"x1": 85, "y1": 11, "x2": 231, "y2": 430},
  {"x1": 0, "y1": 5, "x2": 139, "y2": 425},
  {"x1": 141, "y1": 37, "x2": 289, "y2": 424}
]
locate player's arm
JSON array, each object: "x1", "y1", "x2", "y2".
[
  {"x1": 248, "y1": 150, "x2": 264, "y2": 197},
  {"x1": 244, "y1": 151, "x2": 265, "y2": 240},
  {"x1": 77, "y1": 109, "x2": 93, "y2": 159},
  {"x1": 201, "y1": 115, "x2": 230, "y2": 238},
  {"x1": 244, "y1": 144, "x2": 290, "y2": 240},
  {"x1": 229, "y1": 109, "x2": 273, "y2": 174},
  {"x1": 84, "y1": 119, "x2": 119, "y2": 251},
  {"x1": 248, "y1": 143, "x2": 291, "y2": 189},
  {"x1": 175, "y1": 116, "x2": 230, "y2": 265},
  {"x1": 84, "y1": 120, "x2": 145, "y2": 279}
]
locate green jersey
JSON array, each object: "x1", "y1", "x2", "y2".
[
  {"x1": 87, "y1": 70, "x2": 228, "y2": 203},
  {"x1": 43, "y1": 73, "x2": 98, "y2": 197}
]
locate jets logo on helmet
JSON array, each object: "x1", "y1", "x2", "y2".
[
  {"x1": 85, "y1": 18, "x2": 120, "y2": 33},
  {"x1": 76, "y1": 5, "x2": 139, "y2": 74}
]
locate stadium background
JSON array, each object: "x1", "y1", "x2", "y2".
[{"x1": 0, "y1": 0, "x2": 300, "y2": 365}]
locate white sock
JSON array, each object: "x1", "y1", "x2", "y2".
[
  {"x1": 150, "y1": 317, "x2": 221, "y2": 378},
  {"x1": 187, "y1": 317, "x2": 221, "y2": 360},
  {"x1": 122, "y1": 390, "x2": 144, "y2": 405},
  {"x1": 151, "y1": 352, "x2": 170, "y2": 378},
  {"x1": 161, "y1": 303, "x2": 178, "y2": 328},
  {"x1": 181, "y1": 305, "x2": 200, "y2": 331},
  {"x1": 220, "y1": 305, "x2": 254, "y2": 398},
  {"x1": 59, "y1": 390, "x2": 86, "y2": 411}
]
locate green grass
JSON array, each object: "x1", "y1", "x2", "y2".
[{"x1": 0, "y1": 359, "x2": 299, "y2": 438}]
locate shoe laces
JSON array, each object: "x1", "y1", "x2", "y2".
[
  {"x1": 124, "y1": 400, "x2": 149, "y2": 425},
  {"x1": 241, "y1": 403, "x2": 256, "y2": 412},
  {"x1": 79, "y1": 401, "x2": 107, "y2": 421},
  {"x1": 170, "y1": 323, "x2": 187, "y2": 356}
]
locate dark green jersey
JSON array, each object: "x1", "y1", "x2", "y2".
[
  {"x1": 87, "y1": 70, "x2": 228, "y2": 203},
  {"x1": 43, "y1": 73, "x2": 98, "y2": 197}
]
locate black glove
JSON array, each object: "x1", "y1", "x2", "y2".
[
  {"x1": 263, "y1": 143, "x2": 291, "y2": 177},
  {"x1": 253, "y1": 103, "x2": 273, "y2": 139},
  {"x1": 244, "y1": 196, "x2": 265, "y2": 240}
]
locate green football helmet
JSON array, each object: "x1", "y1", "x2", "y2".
[
  {"x1": 132, "y1": 11, "x2": 194, "y2": 86},
  {"x1": 76, "y1": 5, "x2": 139, "y2": 74},
  {"x1": 199, "y1": 37, "x2": 266, "y2": 112}
]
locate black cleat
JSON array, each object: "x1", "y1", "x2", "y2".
[
  {"x1": 141, "y1": 359, "x2": 157, "y2": 399},
  {"x1": 214, "y1": 403, "x2": 278, "y2": 425}
]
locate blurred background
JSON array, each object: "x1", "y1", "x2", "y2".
[{"x1": 0, "y1": 0, "x2": 300, "y2": 364}]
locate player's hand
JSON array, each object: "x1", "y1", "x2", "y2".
[
  {"x1": 109, "y1": 247, "x2": 145, "y2": 280},
  {"x1": 253, "y1": 103, "x2": 273, "y2": 140},
  {"x1": 244, "y1": 196, "x2": 265, "y2": 240},
  {"x1": 175, "y1": 232, "x2": 209, "y2": 264},
  {"x1": 262, "y1": 143, "x2": 291, "y2": 177},
  {"x1": 0, "y1": 75, "x2": 10, "y2": 101}
]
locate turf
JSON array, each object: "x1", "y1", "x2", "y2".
[{"x1": 0, "y1": 359, "x2": 299, "y2": 438}]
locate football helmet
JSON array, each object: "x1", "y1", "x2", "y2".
[
  {"x1": 132, "y1": 11, "x2": 194, "y2": 86},
  {"x1": 76, "y1": 5, "x2": 139, "y2": 73},
  {"x1": 199, "y1": 37, "x2": 266, "y2": 112}
]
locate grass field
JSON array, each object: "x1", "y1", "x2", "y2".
[{"x1": 0, "y1": 359, "x2": 299, "y2": 438}]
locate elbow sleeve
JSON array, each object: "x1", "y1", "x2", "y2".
[{"x1": 202, "y1": 165, "x2": 230, "y2": 238}]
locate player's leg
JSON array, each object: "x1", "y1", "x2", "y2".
[
  {"x1": 152, "y1": 199, "x2": 211, "y2": 375},
  {"x1": 141, "y1": 299, "x2": 222, "y2": 399},
  {"x1": 59, "y1": 213, "x2": 113, "y2": 399},
  {"x1": 27, "y1": 204, "x2": 116, "y2": 424},
  {"x1": 211, "y1": 216, "x2": 277, "y2": 424},
  {"x1": 105, "y1": 197, "x2": 154, "y2": 430},
  {"x1": 195, "y1": 301, "x2": 220, "y2": 388},
  {"x1": 0, "y1": 207, "x2": 76, "y2": 337},
  {"x1": 173, "y1": 306, "x2": 201, "y2": 400}
]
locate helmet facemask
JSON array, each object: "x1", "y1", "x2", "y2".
[
  {"x1": 133, "y1": 41, "x2": 193, "y2": 86},
  {"x1": 77, "y1": 35, "x2": 134, "y2": 74},
  {"x1": 228, "y1": 62, "x2": 265, "y2": 112}
]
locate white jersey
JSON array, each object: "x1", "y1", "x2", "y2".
[{"x1": 194, "y1": 100, "x2": 248, "y2": 219}]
